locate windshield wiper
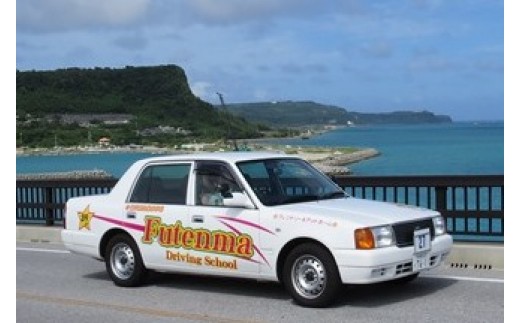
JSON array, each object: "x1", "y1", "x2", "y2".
[
  {"x1": 281, "y1": 195, "x2": 320, "y2": 204},
  {"x1": 280, "y1": 191, "x2": 346, "y2": 205},
  {"x1": 319, "y1": 191, "x2": 346, "y2": 200}
]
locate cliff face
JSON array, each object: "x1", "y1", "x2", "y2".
[
  {"x1": 17, "y1": 65, "x2": 208, "y2": 116},
  {"x1": 224, "y1": 101, "x2": 452, "y2": 127}
]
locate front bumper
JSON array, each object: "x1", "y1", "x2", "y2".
[{"x1": 333, "y1": 234, "x2": 453, "y2": 284}]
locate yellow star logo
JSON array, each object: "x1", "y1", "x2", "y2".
[{"x1": 78, "y1": 205, "x2": 94, "y2": 230}]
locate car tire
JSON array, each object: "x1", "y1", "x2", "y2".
[
  {"x1": 283, "y1": 243, "x2": 341, "y2": 308},
  {"x1": 105, "y1": 233, "x2": 147, "y2": 287}
]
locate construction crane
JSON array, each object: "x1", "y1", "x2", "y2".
[{"x1": 216, "y1": 92, "x2": 239, "y2": 151}]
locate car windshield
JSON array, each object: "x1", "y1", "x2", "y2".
[{"x1": 236, "y1": 158, "x2": 346, "y2": 206}]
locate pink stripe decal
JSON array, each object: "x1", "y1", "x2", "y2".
[
  {"x1": 216, "y1": 216, "x2": 275, "y2": 235},
  {"x1": 93, "y1": 215, "x2": 145, "y2": 232},
  {"x1": 238, "y1": 256, "x2": 262, "y2": 265},
  {"x1": 218, "y1": 220, "x2": 271, "y2": 267}
]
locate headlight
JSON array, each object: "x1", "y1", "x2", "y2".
[
  {"x1": 372, "y1": 225, "x2": 395, "y2": 248},
  {"x1": 355, "y1": 225, "x2": 395, "y2": 249},
  {"x1": 432, "y1": 216, "x2": 446, "y2": 236}
]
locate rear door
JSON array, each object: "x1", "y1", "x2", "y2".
[{"x1": 126, "y1": 162, "x2": 193, "y2": 270}]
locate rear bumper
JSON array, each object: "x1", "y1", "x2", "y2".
[
  {"x1": 61, "y1": 229, "x2": 101, "y2": 259},
  {"x1": 333, "y1": 234, "x2": 453, "y2": 284}
]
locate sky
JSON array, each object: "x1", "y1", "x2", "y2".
[{"x1": 16, "y1": 0, "x2": 504, "y2": 121}]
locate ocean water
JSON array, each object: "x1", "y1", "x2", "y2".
[
  {"x1": 270, "y1": 122, "x2": 504, "y2": 175},
  {"x1": 16, "y1": 122, "x2": 503, "y2": 177},
  {"x1": 16, "y1": 151, "x2": 156, "y2": 177}
]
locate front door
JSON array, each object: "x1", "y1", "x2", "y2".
[{"x1": 186, "y1": 161, "x2": 263, "y2": 276}]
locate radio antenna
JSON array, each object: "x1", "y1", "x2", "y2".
[{"x1": 216, "y1": 92, "x2": 238, "y2": 151}]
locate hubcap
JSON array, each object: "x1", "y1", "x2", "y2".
[
  {"x1": 110, "y1": 242, "x2": 135, "y2": 280},
  {"x1": 291, "y1": 255, "x2": 326, "y2": 299}
]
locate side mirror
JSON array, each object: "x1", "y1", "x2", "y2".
[
  {"x1": 218, "y1": 183, "x2": 232, "y2": 198},
  {"x1": 222, "y1": 192, "x2": 255, "y2": 209}
]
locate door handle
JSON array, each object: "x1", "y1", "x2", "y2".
[{"x1": 192, "y1": 215, "x2": 204, "y2": 223}]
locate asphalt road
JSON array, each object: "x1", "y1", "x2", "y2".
[{"x1": 17, "y1": 242, "x2": 504, "y2": 323}]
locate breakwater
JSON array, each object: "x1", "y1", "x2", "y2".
[
  {"x1": 310, "y1": 148, "x2": 380, "y2": 175},
  {"x1": 16, "y1": 170, "x2": 114, "y2": 180}
]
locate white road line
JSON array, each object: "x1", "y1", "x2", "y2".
[
  {"x1": 16, "y1": 247, "x2": 70, "y2": 254},
  {"x1": 423, "y1": 275, "x2": 504, "y2": 283}
]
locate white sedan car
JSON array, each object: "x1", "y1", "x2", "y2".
[{"x1": 62, "y1": 152, "x2": 452, "y2": 307}]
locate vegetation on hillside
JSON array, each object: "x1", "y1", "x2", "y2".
[
  {"x1": 16, "y1": 65, "x2": 263, "y2": 148},
  {"x1": 224, "y1": 101, "x2": 452, "y2": 127}
]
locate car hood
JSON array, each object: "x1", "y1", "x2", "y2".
[{"x1": 272, "y1": 197, "x2": 438, "y2": 227}]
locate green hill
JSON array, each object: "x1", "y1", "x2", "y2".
[
  {"x1": 224, "y1": 101, "x2": 452, "y2": 127},
  {"x1": 16, "y1": 65, "x2": 262, "y2": 147}
]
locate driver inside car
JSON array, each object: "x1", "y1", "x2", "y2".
[{"x1": 199, "y1": 174, "x2": 224, "y2": 206}]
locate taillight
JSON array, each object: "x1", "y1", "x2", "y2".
[{"x1": 63, "y1": 204, "x2": 67, "y2": 229}]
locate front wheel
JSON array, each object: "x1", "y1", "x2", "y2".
[
  {"x1": 283, "y1": 243, "x2": 341, "y2": 307},
  {"x1": 105, "y1": 234, "x2": 147, "y2": 287}
]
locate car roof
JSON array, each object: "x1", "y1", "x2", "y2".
[{"x1": 137, "y1": 151, "x2": 296, "y2": 165}]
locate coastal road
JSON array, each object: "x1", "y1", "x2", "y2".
[{"x1": 17, "y1": 242, "x2": 504, "y2": 323}]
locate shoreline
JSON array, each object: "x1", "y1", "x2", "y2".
[{"x1": 16, "y1": 143, "x2": 381, "y2": 176}]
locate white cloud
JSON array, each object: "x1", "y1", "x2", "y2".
[
  {"x1": 17, "y1": 0, "x2": 151, "y2": 32},
  {"x1": 190, "y1": 81, "x2": 214, "y2": 101},
  {"x1": 187, "y1": 0, "x2": 286, "y2": 23},
  {"x1": 144, "y1": 0, "x2": 328, "y2": 27}
]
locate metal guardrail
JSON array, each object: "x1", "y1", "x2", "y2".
[
  {"x1": 16, "y1": 175, "x2": 504, "y2": 241},
  {"x1": 333, "y1": 175, "x2": 504, "y2": 241},
  {"x1": 16, "y1": 179, "x2": 118, "y2": 226}
]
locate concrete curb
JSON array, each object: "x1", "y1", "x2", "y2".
[
  {"x1": 16, "y1": 226, "x2": 504, "y2": 270},
  {"x1": 17, "y1": 225, "x2": 62, "y2": 243},
  {"x1": 446, "y1": 242, "x2": 504, "y2": 270}
]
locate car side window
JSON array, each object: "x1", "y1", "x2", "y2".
[
  {"x1": 238, "y1": 161, "x2": 274, "y2": 198},
  {"x1": 195, "y1": 162, "x2": 241, "y2": 207},
  {"x1": 129, "y1": 164, "x2": 191, "y2": 205}
]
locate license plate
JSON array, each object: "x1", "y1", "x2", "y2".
[
  {"x1": 413, "y1": 253, "x2": 430, "y2": 272},
  {"x1": 413, "y1": 228, "x2": 431, "y2": 253}
]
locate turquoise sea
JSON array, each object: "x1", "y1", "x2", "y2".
[
  {"x1": 270, "y1": 121, "x2": 504, "y2": 176},
  {"x1": 16, "y1": 122, "x2": 503, "y2": 177}
]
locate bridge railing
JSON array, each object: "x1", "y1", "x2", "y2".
[
  {"x1": 333, "y1": 175, "x2": 503, "y2": 242},
  {"x1": 16, "y1": 175, "x2": 503, "y2": 242},
  {"x1": 16, "y1": 178, "x2": 118, "y2": 226}
]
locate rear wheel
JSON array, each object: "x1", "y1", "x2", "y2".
[
  {"x1": 283, "y1": 243, "x2": 341, "y2": 307},
  {"x1": 105, "y1": 234, "x2": 147, "y2": 287}
]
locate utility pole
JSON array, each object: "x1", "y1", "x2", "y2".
[{"x1": 216, "y1": 92, "x2": 238, "y2": 151}]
